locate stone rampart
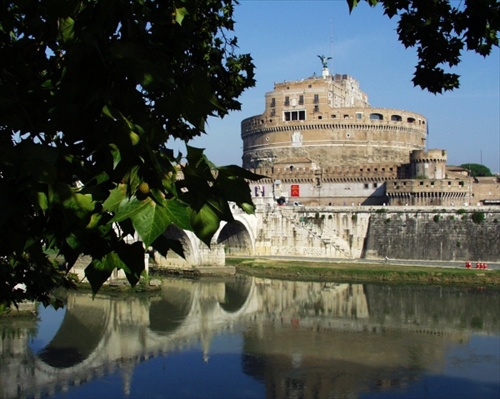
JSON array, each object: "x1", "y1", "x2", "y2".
[
  {"x1": 253, "y1": 206, "x2": 500, "y2": 262},
  {"x1": 362, "y1": 207, "x2": 500, "y2": 262}
]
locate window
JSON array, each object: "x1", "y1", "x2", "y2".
[
  {"x1": 270, "y1": 98, "x2": 276, "y2": 107},
  {"x1": 364, "y1": 183, "x2": 369, "y2": 189},
  {"x1": 356, "y1": 112, "x2": 363, "y2": 119},
  {"x1": 370, "y1": 113, "x2": 383, "y2": 120},
  {"x1": 407, "y1": 117, "x2": 415, "y2": 123},
  {"x1": 284, "y1": 110, "x2": 306, "y2": 121},
  {"x1": 313, "y1": 94, "x2": 319, "y2": 104},
  {"x1": 284, "y1": 96, "x2": 290, "y2": 106},
  {"x1": 391, "y1": 115, "x2": 402, "y2": 121},
  {"x1": 373, "y1": 182, "x2": 378, "y2": 188},
  {"x1": 298, "y1": 95, "x2": 304, "y2": 105},
  {"x1": 314, "y1": 105, "x2": 319, "y2": 112}
]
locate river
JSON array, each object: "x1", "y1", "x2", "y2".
[{"x1": 1, "y1": 276, "x2": 499, "y2": 399}]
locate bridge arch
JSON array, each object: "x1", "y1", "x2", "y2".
[
  {"x1": 215, "y1": 214, "x2": 256, "y2": 256},
  {"x1": 154, "y1": 224, "x2": 201, "y2": 267}
]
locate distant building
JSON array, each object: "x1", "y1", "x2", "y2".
[{"x1": 241, "y1": 59, "x2": 499, "y2": 206}]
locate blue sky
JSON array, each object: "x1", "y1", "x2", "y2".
[{"x1": 171, "y1": 0, "x2": 500, "y2": 173}]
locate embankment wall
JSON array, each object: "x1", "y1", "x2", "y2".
[
  {"x1": 253, "y1": 206, "x2": 500, "y2": 262},
  {"x1": 362, "y1": 208, "x2": 499, "y2": 262}
]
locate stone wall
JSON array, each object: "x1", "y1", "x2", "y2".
[
  {"x1": 362, "y1": 208, "x2": 500, "y2": 262},
  {"x1": 253, "y1": 205, "x2": 500, "y2": 262}
]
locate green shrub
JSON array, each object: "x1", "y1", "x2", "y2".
[
  {"x1": 433, "y1": 215, "x2": 440, "y2": 223},
  {"x1": 376, "y1": 208, "x2": 387, "y2": 214},
  {"x1": 456, "y1": 209, "x2": 467, "y2": 215},
  {"x1": 471, "y1": 211, "x2": 485, "y2": 224},
  {"x1": 352, "y1": 214, "x2": 358, "y2": 222}
]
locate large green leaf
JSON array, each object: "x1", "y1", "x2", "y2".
[
  {"x1": 111, "y1": 196, "x2": 191, "y2": 247},
  {"x1": 85, "y1": 253, "x2": 121, "y2": 295},
  {"x1": 102, "y1": 184, "x2": 128, "y2": 212},
  {"x1": 188, "y1": 201, "x2": 225, "y2": 247},
  {"x1": 116, "y1": 241, "x2": 145, "y2": 286}
]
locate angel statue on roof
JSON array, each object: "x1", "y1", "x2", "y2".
[{"x1": 318, "y1": 55, "x2": 332, "y2": 68}]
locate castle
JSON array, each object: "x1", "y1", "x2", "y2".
[{"x1": 241, "y1": 58, "x2": 499, "y2": 206}]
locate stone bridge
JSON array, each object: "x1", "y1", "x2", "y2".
[{"x1": 152, "y1": 202, "x2": 500, "y2": 271}]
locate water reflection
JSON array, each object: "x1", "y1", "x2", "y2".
[{"x1": 1, "y1": 278, "x2": 499, "y2": 399}]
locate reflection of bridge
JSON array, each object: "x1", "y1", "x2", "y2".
[{"x1": 3, "y1": 279, "x2": 498, "y2": 398}]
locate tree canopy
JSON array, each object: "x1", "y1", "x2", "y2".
[
  {"x1": 0, "y1": 0, "x2": 258, "y2": 308},
  {"x1": 1, "y1": 0, "x2": 498, "y2": 308},
  {"x1": 348, "y1": 0, "x2": 500, "y2": 93},
  {"x1": 460, "y1": 163, "x2": 494, "y2": 177}
]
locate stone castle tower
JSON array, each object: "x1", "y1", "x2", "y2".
[
  {"x1": 240, "y1": 58, "x2": 484, "y2": 206},
  {"x1": 241, "y1": 59, "x2": 428, "y2": 172}
]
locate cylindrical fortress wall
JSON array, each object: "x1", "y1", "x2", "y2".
[
  {"x1": 242, "y1": 107, "x2": 427, "y2": 169},
  {"x1": 241, "y1": 73, "x2": 427, "y2": 171}
]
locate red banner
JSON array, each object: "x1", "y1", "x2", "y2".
[{"x1": 291, "y1": 184, "x2": 300, "y2": 197}]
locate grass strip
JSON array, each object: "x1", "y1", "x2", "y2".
[{"x1": 226, "y1": 257, "x2": 500, "y2": 288}]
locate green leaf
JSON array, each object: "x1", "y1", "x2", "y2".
[
  {"x1": 217, "y1": 165, "x2": 266, "y2": 181},
  {"x1": 85, "y1": 254, "x2": 121, "y2": 295},
  {"x1": 116, "y1": 241, "x2": 145, "y2": 286},
  {"x1": 188, "y1": 201, "x2": 224, "y2": 247},
  {"x1": 63, "y1": 192, "x2": 95, "y2": 219},
  {"x1": 58, "y1": 17, "x2": 75, "y2": 43},
  {"x1": 38, "y1": 191, "x2": 48, "y2": 213},
  {"x1": 152, "y1": 234, "x2": 185, "y2": 258},
  {"x1": 109, "y1": 144, "x2": 121, "y2": 169},
  {"x1": 103, "y1": 184, "x2": 128, "y2": 212},
  {"x1": 174, "y1": 7, "x2": 189, "y2": 25},
  {"x1": 111, "y1": 195, "x2": 191, "y2": 247}
]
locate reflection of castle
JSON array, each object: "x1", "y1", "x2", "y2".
[
  {"x1": 2, "y1": 279, "x2": 497, "y2": 398},
  {"x1": 242, "y1": 59, "x2": 499, "y2": 206}
]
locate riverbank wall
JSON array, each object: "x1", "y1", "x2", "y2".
[
  {"x1": 253, "y1": 206, "x2": 500, "y2": 263},
  {"x1": 362, "y1": 208, "x2": 499, "y2": 262}
]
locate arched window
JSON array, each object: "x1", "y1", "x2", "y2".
[
  {"x1": 407, "y1": 117, "x2": 416, "y2": 123},
  {"x1": 391, "y1": 114, "x2": 402, "y2": 121},
  {"x1": 370, "y1": 113, "x2": 383, "y2": 120}
]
